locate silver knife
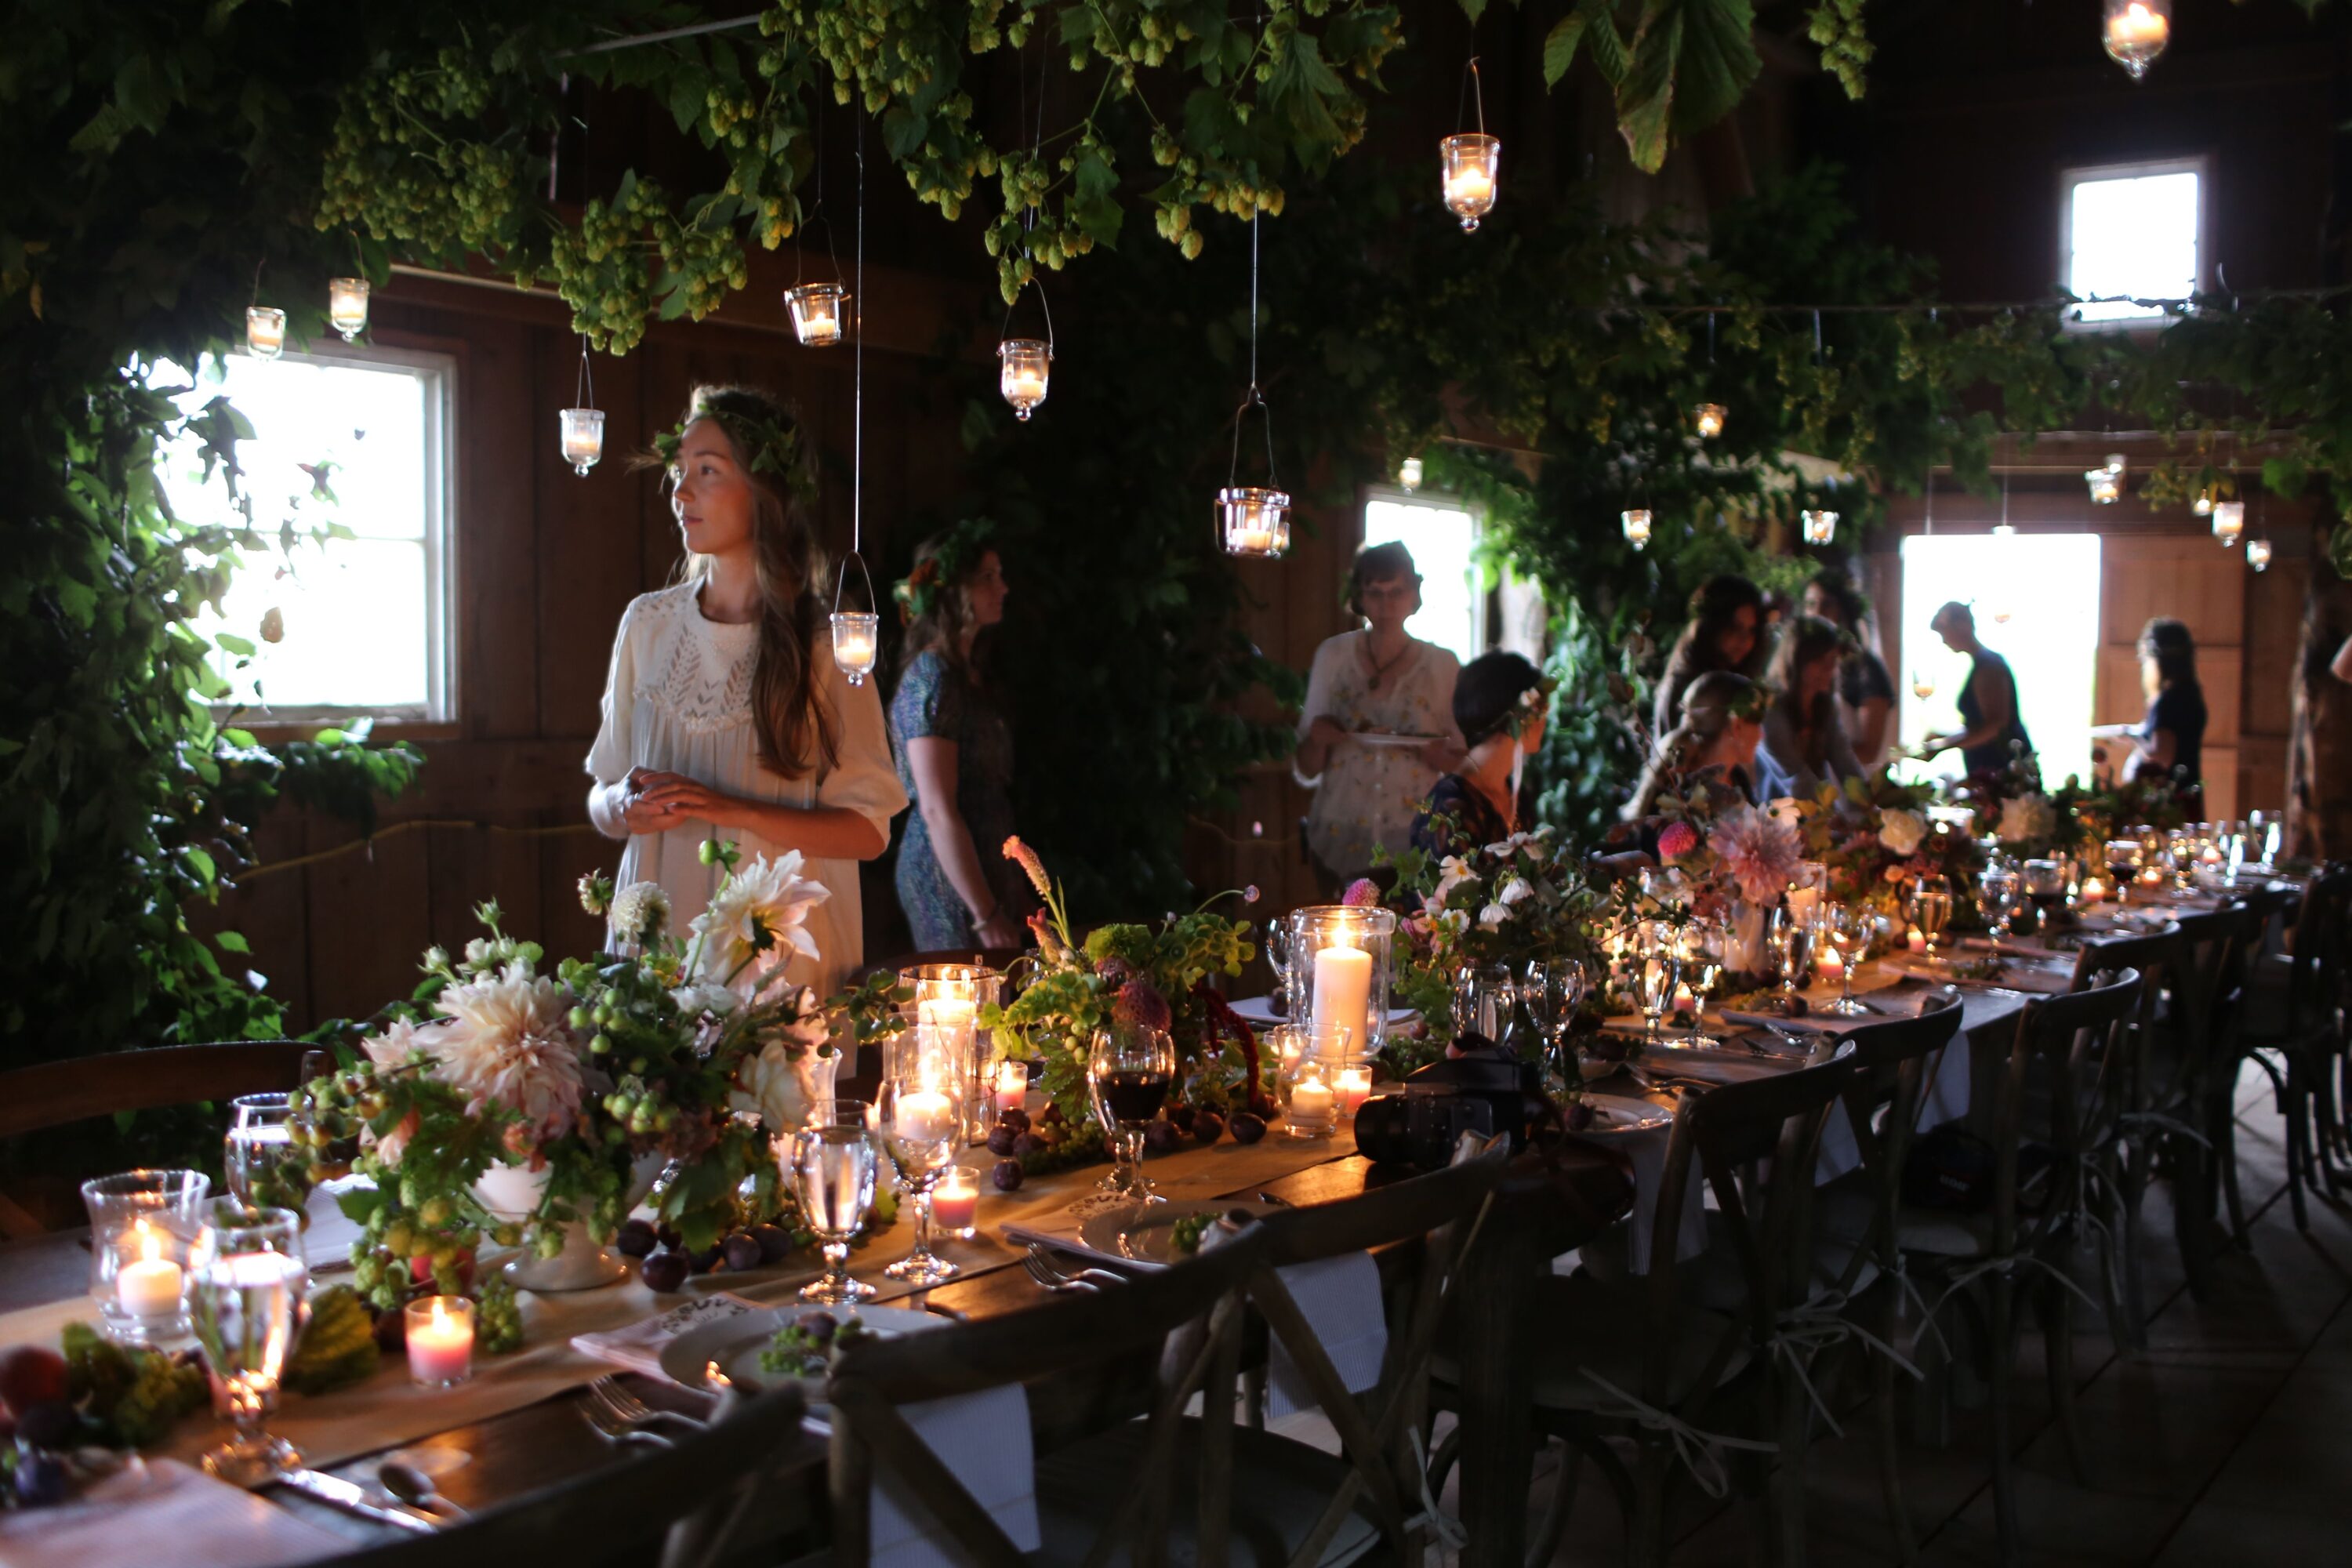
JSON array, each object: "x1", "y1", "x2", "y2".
[{"x1": 275, "y1": 1467, "x2": 443, "y2": 1532}]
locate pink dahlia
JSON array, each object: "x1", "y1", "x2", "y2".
[{"x1": 1708, "y1": 804, "x2": 1804, "y2": 906}]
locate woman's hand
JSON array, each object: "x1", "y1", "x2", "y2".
[
  {"x1": 1307, "y1": 715, "x2": 1350, "y2": 748},
  {"x1": 975, "y1": 908, "x2": 1027, "y2": 950},
  {"x1": 626, "y1": 768, "x2": 739, "y2": 829}
]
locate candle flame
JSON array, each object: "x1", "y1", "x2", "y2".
[
  {"x1": 136, "y1": 1221, "x2": 162, "y2": 1263},
  {"x1": 430, "y1": 1298, "x2": 452, "y2": 1330},
  {"x1": 706, "y1": 1361, "x2": 732, "y2": 1390}
]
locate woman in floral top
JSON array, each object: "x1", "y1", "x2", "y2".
[
  {"x1": 1410, "y1": 652, "x2": 1548, "y2": 862},
  {"x1": 1294, "y1": 543, "x2": 1466, "y2": 890}
]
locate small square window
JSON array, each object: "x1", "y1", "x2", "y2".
[
  {"x1": 2061, "y1": 160, "x2": 2203, "y2": 326},
  {"x1": 157, "y1": 344, "x2": 457, "y2": 723}
]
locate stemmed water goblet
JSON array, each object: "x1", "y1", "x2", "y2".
[
  {"x1": 1088, "y1": 1021, "x2": 1176, "y2": 1203},
  {"x1": 1632, "y1": 921, "x2": 1682, "y2": 1049},
  {"x1": 1978, "y1": 862, "x2": 2019, "y2": 942},
  {"x1": 1677, "y1": 922, "x2": 1725, "y2": 1048},
  {"x1": 878, "y1": 1029, "x2": 968, "y2": 1285},
  {"x1": 1820, "y1": 905, "x2": 1874, "y2": 1017},
  {"x1": 788, "y1": 1098, "x2": 878, "y2": 1305},
  {"x1": 1523, "y1": 957, "x2": 1589, "y2": 1089},
  {"x1": 191, "y1": 1200, "x2": 308, "y2": 1485},
  {"x1": 1909, "y1": 875, "x2": 1955, "y2": 964},
  {"x1": 225, "y1": 1094, "x2": 316, "y2": 1228},
  {"x1": 1768, "y1": 906, "x2": 1817, "y2": 1014}
]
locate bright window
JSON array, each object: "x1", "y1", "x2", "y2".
[
  {"x1": 158, "y1": 345, "x2": 456, "y2": 721},
  {"x1": 1895, "y1": 533, "x2": 2103, "y2": 789},
  {"x1": 2062, "y1": 161, "x2": 2201, "y2": 325},
  {"x1": 1362, "y1": 495, "x2": 1482, "y2": 664}
]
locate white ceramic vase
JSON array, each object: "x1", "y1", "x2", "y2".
[{"x1": 474, "y1": 1152, "x2": 666, "y2": 1293}]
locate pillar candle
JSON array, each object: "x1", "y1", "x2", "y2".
[
  {"x1": 1311, "y1": 940, "x2": 1373, "y2": 1054},
  {"x1": 1334, "y1": 1068, "x2": 1373, "y2": 1118},
  {"x1": 993, "y1": 1061, "x2": 1029, "y2": 1120},
  {"x1": 1907, "y1": 927, "x2": 1928, "y2": 956},
  {"x1": 895, "y1": 1090, "x2": 956, "y2": 1145},
  {"x1": 1816, "y1": 952, "x2": 1846, "y2": 985}
]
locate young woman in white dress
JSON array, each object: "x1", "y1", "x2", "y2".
[{"x1": 585, "y1": 386, "x2": 908, "y2": 999}]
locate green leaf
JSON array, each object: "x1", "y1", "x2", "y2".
[
  {"x1": 215, "y1": 931, "x2": 250, "y2": 953},
  {"x1": 1070, "y1": 147, "x2": 1124, "y2": 248},
  {"x1": 215, "y1": 633, "x2": 256, "y2": 656},
  {"x1": 1457, "y1": 0, "x2": 1488, "y2": 22},
  {"x1": 1544, "y1": 13, "x2": 1592, "y2": 87}
]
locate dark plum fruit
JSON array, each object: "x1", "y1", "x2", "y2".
[
  {"x1": 1011, "y1": 1131, "x2": 1045, "y2": 1158},
  {"x1": 992, "y1": 1160, "x2": 1025, "y2": 1192},
  {"x1": 14, "y1": 1451, "x2": 68, "y2": 1507},
  {"x1": 1229, "y1": 1112, "x2": 1268, "y2": 1145},
  {"x1": 1192, "y1": 1112, "x2": 1225, "y2": 1145},
  {"x1": 753, "y1": 1224, "x2": 793, "y2": 1264},
  {"x1": 1142, "y1": 1120, "x2": 1181, "y2": 1154},
  {"x1": 641, "y1": 1251, "x2": 690, "y2": 1293},
  {"x1": 723, "y1": 1232, "x2": 764, "y2": 1273},
  {"x1": 986, "y1": 1125, "x2": 1018, "y2": 1156},
  {"x1": 1166, "y1": 1105, "x2": 1197, "y2": 1133},
  {"x1": 14, "y1": 1400, "x2": 76, "y2": 1450},
  {"x1": 687, "y1": 1244, "x2": 724, "y2": 1274},
  {"x1": 615, "y1": 1219, "x2": 659, "y2": 1258},
  {"x1": 655, "y1": 1225, "x2": 683, "y2": 1251},
  {"x1": 997, "y1": 1108, "x2": 1031, "y2": 1134}
]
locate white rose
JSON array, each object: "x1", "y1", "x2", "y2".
[{"x1": 1878, "y1": 808, "x2": 1928, "y2": 858}]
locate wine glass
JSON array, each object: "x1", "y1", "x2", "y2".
[
  {"x1": 1978, "y1": 862, "x2": 2019, "y2": 941},
  {"x1": 1633, "y1": 921, "x2": 1682, "y2": 1049},
  {"x1": 788, "y1": 1099, "x2": 878, "y2": 1305},
  {"x1": 1265, "y1": 917, "x2": 1292, "y2": 1019},
  {"x1": 225, "y1": 1094, "x2": 314, "y2": 1229},
  {"x1": 1678, "y1": 923, "x2": 1725, "y2": 1048},
  {"x1": 2104, "y1": 839, "x2": 2143, "y2": 906},
  {"x1": 1523, "y1": 958, "x2": 1588, "y2": 1090},
  {"x1": 1451, "y1": 962, "x2": 1517, "y2": 1042},
  {"x1": 1820, "y1": 905, "x2": 1874, "y2": 1017},
  {"x1": 1909, "y1": 875, "x2": 1955, "y2": 964},
  {"x1": 878, "y1": 1029, "x2": 967, "y2": 1285},
  {"x1": 191, "y1": 1200, "x2": 308, "y2": 1486},
  {"x1": 1088, "y1": 1022, "x2": 1177, "y2": 1203},
  {"x1": 1768, "y1": 906, "x2": 1817, "y2": 1014},
  {"x1": 1911, "y1": 669, "x2": 1936, "y2": 700}
]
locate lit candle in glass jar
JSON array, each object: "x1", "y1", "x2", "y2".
[
  {"x1": 245, "y1": 307, "x2": 286, "y2": 359},
  {"x1": 1334, "y1": 1068, "x2": 1373, "y2": 1118},
  {"x1": 405, "y1": 1295, "x2": 474, "y2": 1388},
  {"x1": 993, "y1": 1060, "x2": 1029, "y2": 1119},
  {"x1": 559, "y1": 408, "x2": 605, "y2": 477},
  {"x1": 327, "y1": 277, "x2": 369, "y2": 342},
  {"x1": 930, "y1": 1167, "x2": 979, "y2": 1232},
  {"x1": 896, "y1": 1089, "x2": 957, "y2": 1146},
  {"x1": 115, "y1": 1221, "x2": 183, "y2": 1319},
  {"x1": 1816, "y1": 952, "x2": 1846, "y2": 985},
  {"x1": 2080, "y1": 876, "x2": 2107, "y2": 906},
  {"x1": 830, "y1": 612, "x2": 880, "y2": 686},
  {"x1": 1907, "y1": 927, "x2": 1928, "y2": 956}
]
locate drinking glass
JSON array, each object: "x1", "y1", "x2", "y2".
[
  {"x1": 788, "y1": 1099, "x2": 878, "y2": 1304},
  {"x1": 1677, "y1": 923, "x2": 1725, "y2": 1047},
  {"x1": 1265, "y1": 918, "x2": 1292, "y2": 1018},
  {"x1": 2021, "y1": 859, "x2": 2067, "y2": 920},
  {"x1": 82, "y1": 1169, "x2": 210, "y2": 1345},
  {"x1": 2220, "y1": 821, "x2": 2249, "y2": 885},
  {"x1": 1633, "y1": 921, "x2": 1682, "y2": 1049},
  {"x1": 2105, "y1": 839, "x2": 2143, "y2": 905},
  {"x1": 1909, "y1": 875, "x2": 1955, "y2": 963},
  {"x1": 1820, "y1": 906, "x2": 1874, "y2": 1017},
  {"x1": 1978, "y1": 864, "x2": 2019, "y2": 941},
  {"x1": 1088, "y1": 1022, "x2": 1177, "y2": 1203},
  {"x1": 191, "y1": 1201, "x2": 308, "y2": 1486},
  {"x1": 1523, "y1": 958, "x2": 1589, "y2": 1090},
  {"x1": 1910, "y1": 669, "x2": 1936, "y2": 700},
  {"x1": 225, "y1": 1094, "x2": 314, "y2": 1229},
  {"x1": 1451, "y1": 962, "x2": 1518, "y2": 1043},
  {"x1": 878, "y1": 1029, "x2": 967, "y2": 1284},
  {"x1": 1768, "y1": 906, "x2": 1817, "y2": 1014}
]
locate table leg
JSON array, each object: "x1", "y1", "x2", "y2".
[{"x1": 1455, "y1": 1227, "x2": 1540, "y2": 1568}]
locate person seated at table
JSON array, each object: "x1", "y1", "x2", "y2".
[
  {"x1": 1919, "y1": 601, "x2": 2033, "y2": 778},
  {"x1": 1621, "y1": 671, "x2": 1766, "y2": 825},
  {"x1": 2092, "y1": 617, "x2": 2208, "y2": 815},
  {"x1": 1803, "y1": 567, "x2": 1896, "y2": 765},
  {"x1": 1295, "y1": 542, "x2": 1468, "y2": 893},
  {"x1": 1653, "y1": 574, "x2": 1766, "y2": 738},
  {"x1": 1410, "y1": 652, "x2": 1545, "y2": 861},
  {"x1": 1755, "y1": 615, "x2": 1864, "y2": 800}
]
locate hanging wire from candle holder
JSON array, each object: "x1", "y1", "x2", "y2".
[
  {"x1": 784, "y1": 125, "x2": 849, "y2": 347},
  {"x1": 1216, "y1": 211, "x2": 1289, "y2": 558},
  {"x1": 996, "y1": 281, "x2": 1054, "y2": 421},
  {"x1": 1691, "y1": 310, "x2": 1725, "y2": 437},
  {"x1": 558, "y1": 337, "x2": 605, "y2": 477},
  {"x1": 1440, "y1": 57, "x2": 1500, "y2": 232},
  {"x1": 1985, "y1": 470, "x2": 2017, "y2": 624},
  {"x1": 829, "y1": 126, "x2": 880, "y2": 682}
]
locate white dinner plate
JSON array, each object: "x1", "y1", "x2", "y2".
[
  {"x1": 1225, "y1": 996, "x2": 1421, "y2": 1030},
  {"x1": 1348, "y1": 731, "x2": 1443, "y2": 750},
  {"x1": 1570, "y1": 1097, "x2": 1675, "y2": 1135},
  {"x1": 658, "y1": 1302, "x2": 945, "y2": 1393},
  {"x1": 1076, "y1": 1200, "x2": 1279, "y2": 1269}
]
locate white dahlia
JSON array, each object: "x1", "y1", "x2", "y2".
[
  {"x1": 430, "y1": 960, "x2": 585, "y2": 1142},
  {"x1": 610, "y1": 880, "x2": 672, "y2": 947},
  {"x1": 691, "y1": 851, "x2": 832, "y2": 994},
  {"x1": 1999, "y1": 793, "x2": 2058, "y2": 848},
  {"x1": 1878, "y1": 808, "x2": 1928, "y2": 858}
]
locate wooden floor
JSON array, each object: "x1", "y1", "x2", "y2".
[{"x1": 1288, "y1": 1062, "x2": 2352, "y2": 1564}]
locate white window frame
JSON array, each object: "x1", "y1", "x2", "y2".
[
  {"x1": 218, "y1": 339, "x2": 459, "y2": 727},
  {"x1": 2058, "y1": 155, "x2": 2209, "y2": 332},
  {"x1": 1361, "y1": 485, "x2": 1490, "y2": 661}
]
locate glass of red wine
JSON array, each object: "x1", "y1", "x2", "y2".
[{"x1": 1088, "y1": 1022, "x2": 1176, "y2": 1203}]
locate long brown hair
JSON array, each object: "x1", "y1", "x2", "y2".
[
  {"x1": 1765, "y1": 614, "x2": 1846, "y2": 767},
  {"x1": 898, "y1": 535, "x2": 996, "y2": 689},
  {"x1": 669, "y1": 385, "x2": 839, "y2": 780}
]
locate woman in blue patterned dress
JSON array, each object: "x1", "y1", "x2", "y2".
[{"x1": 887, "y1": 521, "x2": 1029, "y2": 952}]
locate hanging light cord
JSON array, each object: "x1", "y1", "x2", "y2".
[
  {"x1": 852, "y1": 123, "x2": 864, "y2": 560},
  {"x1": 575, "y1": 336, "x2": 593, "y2": 408},
  {"x1": 1457, "y1": 56, "x2": 1485, "y2": 135},
  {"x1": 1228, "y1": 208, "x2": 1276, "y2": 486}
]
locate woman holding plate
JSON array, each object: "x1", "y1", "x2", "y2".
[{"x1": 1294, "y1": 542, "x2": 1466, "y2": 891}]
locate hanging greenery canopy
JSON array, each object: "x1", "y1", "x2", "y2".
[{"x1": 9, "y1": 0, "x2": 2352, "y2": 1069}]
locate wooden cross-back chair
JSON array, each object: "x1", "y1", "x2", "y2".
[
  {"x1": 1236, "y1": 1141, "x2": 1509, "y2": 1565},
  {"x1": 2066, "y1": 924, "x2": 2182, "y2": 1348},
  {"x1": 2240, "y1": 866, "x2": 2352, "y2": 1230},
  {"x1": 0, "y1": 1040, "x2": 319, "y2": 1238},
  {"x1": 1817, "y1": 996, "x2": 1965, "y2": 1566},
  {"x1": 822, "y1": 1222, "x2": 1266, "y2": 1568},
  {"x1": 1433, "y1": 1045, "x2": 1858, "y2": 1568},
  {"x1": 2210, "y1": 884, "x2": 2297, "y2": 1241},
  {"x1": 1917, "y1": 971, "x2": 2143, "y2": 1568},
  {"x1": 2140, "y1": 902, "x2": 2250, "y2": 1299},
  {"x1": 331, "y1": 1382, "x2": 818, "y2": 1568}
]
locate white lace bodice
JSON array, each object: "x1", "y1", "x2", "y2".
[{"x1": 631, "y1": 585, "x2": 760, "y2": 735}]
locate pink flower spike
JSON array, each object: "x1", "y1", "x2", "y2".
[{"x1": 1343, "y1": 877, "x2": 1381, "y2": 908}]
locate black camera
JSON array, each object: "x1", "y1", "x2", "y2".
[{"x1": 1353, "y1": 1040, "x2": 1544, "y2": 1168}]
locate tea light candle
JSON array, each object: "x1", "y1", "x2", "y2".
[
  {"x1": 245, "y1": 307, "x2": 286, "y2": 359},
  {"x1": 1334, "y1": 1068, "x2": 1373, "y2": 1118},
  {"x1": 896, "y1": 1088, "x2": 956, "y2": 1145},
  {"x1": 2140, "y1": 867, "x2": 2166, "y2": 889},
  {"x1": 834, "y1": 626, "x2": 875, "y2": 667},
  {"x1": 1003, "y1": 369, "x2": 1047, "y2": 405},
  {"x1": 2199, "y1": 844, "x2": 2224, "y2": 866},
  {"x1": 931, "y1": 1168, "x2": 979, "y2": 1232},
  {"x1": 1907, "y1": 927, "x2": 1928, "y2": 956},
  {"x1": 116, "y1": 1221, "x2": 183, "y2": 1319},
  {"x1": 1443, "y1": 168, "x2": 1494, "y2": 208},
  {"x1": 327, "y1": 277, "x2": 369, "y2": 342},
  {"x1": 1671, "y1": 984, "x2": 1695, "y2": 1012},
  {"x1": 2080, "y1": 876, "x2": 2107, "y2": 906},
  {"x1": 1312, "y1": 938, "x2": 1374, "y2": 1058},
  {"x1": 405, "y1": 1295, "x2": 474, "y2": 1387},
  {"x1": 1816, "y1": 952, "x2": 1846, "y2": 985},
  {"x1": 920, "y1": 998, "x2": 977, "y2": 1037},
  {"x1": 2107, "y1": 2, "x2": 2169, "y2": 53},
  {"x1": 1232, "y1": 527, "x2": 1275, "y2": 554},
  {"x1": 993, "y1": 1060, "x2": 1029, "y2": 1119},
  {"x1": 1289, "y1": 1076, "x2": 1334, "y2": 1123}
]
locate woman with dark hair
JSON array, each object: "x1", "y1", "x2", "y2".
[
  {"x1": 1921, "y1": 601, "x2": 2033, "y2": 778},
  {"x1": 2095, "y1": 617, "x2": 2209, "y2": 805},
  {"x1": 1756, "y1": 615, "x2": 1864, "y2": 799},
  {"x1": 1802, "y1": 568, "x2": 1896, "y2": 764},
  {"x1": 586, "y1": 386, "x2": 908, "y2": 997},
  {"x1": 1295, "y1": 541, "x2": 1466, "y2": 889},
  {"x1": 888, "y1": 520, "x2": 1026, "y2": 952},
  {"x1": 1653, "y1": 574, "x2": 1766, "y2": 736},
  {"x1": 1410, "y1": 652, "x2": 1546, "y2": 860},
  {"x1": 1623, "y1": 672, "x2": 1767, "y2": 823}
]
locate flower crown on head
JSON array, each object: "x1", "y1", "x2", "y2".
[
  {"x1": 649, "y1": 394, "x2": 802, "y2": 486},
  {"x1": 892, "y1": 517, "x2": 996, "y2": 625},
  {"x1": 1506, "y1": 672, "x2": 1562, "y2": 736}
]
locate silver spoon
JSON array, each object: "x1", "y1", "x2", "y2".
[{"x1": 379, "y1": 1461, "x2": 468, "y2": 1521}]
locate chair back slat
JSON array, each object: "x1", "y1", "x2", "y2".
[
  {"x1": 2161, "y1": 906, "x2": 2243, "y2": 1109},
  {"x1": 1991, "y1": 970, "x2": 2144, "y2": 1259},
  {"x1": 1830, "y1": 997, "x2": 1966, "y2": 1294},
  {"x1": 2278, "y1": 866, "x2": 2352, "y2": 1033},
  {"x1": 2069, "y1": 926, "x2": 2180, "y2": 1123},
  {"x1": 0, "y1": 1041, "x2": 316, "y2": 1142}
]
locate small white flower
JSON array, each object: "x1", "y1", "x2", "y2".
[
  {"x1": 1437, "y1": 908, "x2": 1470, "y2": 937},
  {"x1": 1478, "y1": 902, "x2": 1510, "y2": 930},
  {"x1": 1499, "y1": 877, "x2": 1534, "y2": 906},
  {"x1": 423, "y1": 946, "x2": 449, "y2": 971},
  {"x1": 609, "y1": 881, "x2": 671, "y2": 946},
  {"x1": 1435, "y1": 855, "x2": 1475, "y2": 899},
  {"x1": 669, "y1": 982, "x2": 741, "y2": 1019},
  {"x1": 1878, "y1": 808, "x2": 1928, "y2": 858},
  {"x1": 463, "y1": 937, "x2": 493, "y2": 967}
]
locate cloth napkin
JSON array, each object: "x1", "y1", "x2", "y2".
[
  {"x1": 1264, "y1": 1251, "x2": 1388, "y2": 1420},
  {"x1": 568, "y1": 1292, "x2": 765, "y2": 1376},
  {"x1": 0, "y1": 1458, "x2": 345, "y2": 1568}
]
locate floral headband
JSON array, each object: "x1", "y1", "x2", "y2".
[
  {"x1": 649, "y1": 397, "x2": 801, "y2": 485},
  {"x1": 892, "y1": 517, "x2": 996, "y2": 624}
]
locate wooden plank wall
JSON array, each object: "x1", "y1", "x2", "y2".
[{"x1": 198, "y1": 271, "x2": 973, "y2": 1030}]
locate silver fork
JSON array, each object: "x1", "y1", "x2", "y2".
[
  {"x1": 589, "y1": 1374, "x2": 710, "y2": 1435},
  {"x1": 1022, "y1": 1247, "x2": 1128, "y2": 1292},
  {"x1": 578, "y1": 1390, "x2": 673, "y2": 1447}
]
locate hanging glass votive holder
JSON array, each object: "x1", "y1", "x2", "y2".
[
  {"x1": 1217, "y1": 488, "x2": 1291, "y2": 558},
  {"x1": 1439, "y1": 133, "x2": 1501, "y2": 231},
  {"x1": 245, "y1": 307, "x2": 285, "y2": 360},
  {"x1": 1621, "y1": 509, "x2": 1653, "y2": 550},
  {"x1": 2192, "y1": 488, "x2": 2214, "y2": 517},
  {"x1": 784, "y1": 282, "x2": 848, "y2": 346},
  {"x1": 327, "y1": 278, "x2": 369, "y2": 342},
  {"x1": 2103, "y1": 0, "x2": 2171, "y2": 80},
  {"x1": 2211, "y1": 500, "x2": 2245, "y2": 546},
  {"x1": 830, "y1": 612, "x2": 879, "y2": 686},
  {"x1": 1398, "y1": 457, "x2": 1424, "y2": 492},
  {"x1": 1693, "y1": 403, "x2": 1727, "y2": 440},
  {"x1": 2085, "y1": 456, "x2": 2125, "y2": 506},
  {"x1": 1802, "y1": 509, "x2": 1839, "y2": 546},
  {"x1": 2247, "y1": 538, "x2": 2274, "y2": 572},
  {"x1": 559, "y1": 408, "x2": 605, "y2": 477},
  {"x1": 997, "y1": 339, "x2": 1051, "y2": 420}
]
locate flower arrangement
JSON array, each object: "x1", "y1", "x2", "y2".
[
  {"x1": 1783, "y1": 774, "x2": 1987, "y2": 909},
  {"x1": 984, "y1": 837, "x2": 1263, "y2": 1156},
  {"x1": 298, "y1": 841, "x2": 905, "y2": 1338},
  {"x1": 1384, "y1": 826, "x2": 1601, "y2": 1047}
]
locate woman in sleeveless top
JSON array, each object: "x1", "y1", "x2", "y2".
[{"x1": 1921, "y1": 601, "x2": 2032, "y2": 778}]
